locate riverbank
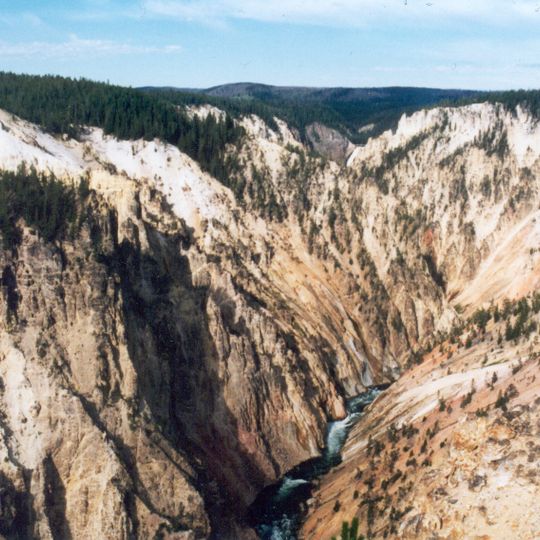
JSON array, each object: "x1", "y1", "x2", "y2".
[{"x1": 248, "y1": 387, "x2": 386, "y2": 539}]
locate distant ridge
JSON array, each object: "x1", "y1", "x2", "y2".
[
  {"x1": 140, "y1": 83, "x2": 479, "y2": 144},
  {"x1": 141, "y1": 82, "x2": 477, "y2": 101}
]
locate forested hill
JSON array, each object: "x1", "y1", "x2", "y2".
[
  {"x1": 0, "y1": 72, "x2": 243, "y2": 183},
  {"x1": 1, "y1": 72, "x2": 539, "y2": 176},
  {"x1": 140, "y1": 84, "x2": 479, "y2": 144}
]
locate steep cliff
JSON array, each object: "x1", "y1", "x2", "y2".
[
  {"x1": 0, "y1": 96, "x2": 539, "y2": 539},
  {"x1": 301, "y1": 103, "x2": 540, "y2": 539},
  {"x1": 0, "y1": 109, "x2": 356, "y2": 538}
]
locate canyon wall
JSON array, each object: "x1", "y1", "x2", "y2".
[
  {"x1": 0, "y1": 100, "x2": 539, "y2": 538},
  {"x1": 301, "y1": 103, "x2": 540, "y2": 539}
]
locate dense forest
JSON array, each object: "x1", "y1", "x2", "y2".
[
  {"x1": 0, "y1": 72, "x2": 243, "y2": 184},
  {"x1": 470, "y1": 89, "x2": 540, "y2": 120},
  {"x1": 141, "y1": 84, "x2": 479, "y2": 144},
  {"x1": 143, "y1": 84, "x2": 540, "y2": 145},
  {"x1": 0, "y1": 165, "x2": 87, "y2": 248},
  {"x1": 139, "y1": 87, "x2": 343, "y2": 140}
]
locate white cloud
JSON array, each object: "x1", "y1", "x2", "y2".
[
  {"x1": 0, "y1": 12, "x2": 45, "y2": 28},
  {"x1": 0, "y1": 35, "x2": 182, "y2": 59},
  {"x1": 142, "y1": 0, "x2": 540, "y2": 26}
]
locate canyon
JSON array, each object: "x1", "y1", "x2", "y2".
[{"x1": 0, "y1": 96, "x2": 539, "y2": 539}]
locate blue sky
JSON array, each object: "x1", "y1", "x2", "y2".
[{"x1": 0, "y1": 0, "x2": 539, "y2": 90}]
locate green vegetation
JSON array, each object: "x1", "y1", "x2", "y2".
[
  {"x1": 280, "y1": 148, "x2": 318, "y2": 224},
  {"x1": 246, "y1": 163, "x2": 286, "y2": 222},
  {"x1": 331, "y1": 517, "x2": 364, "y2": 540},
  {"x1": 0, "y1": 165, "x2": 87, "y2": 247},
  {"x1": 395, "y1": 204, "x2": 425, "y2": 241},
  {"x1": 358, "y1": 126, "x2": 438, "y2": 194},
  {"x1": 431, "y1": 292, "x2": 540, "y2": 358},
  {"x1": 460, "y1": 382, "x2": 476, "y2": 409},
  {"x1": 0, "y1": 72, "x2": 243, "y2": 185},
  {"x1": 504, "y1": 297, "x2": 538, "y2": 341},
  {"x1": 471, "y1": 308, "x2": 491, "y2": 332},
  {"x1": 471, "y1": 89, "x2": 540, "y2": 120},
  {"x1": 143, "y1": 84, "x2": 478, "y2": 145},
  {"x1": 494, "y1": 384, "x2": 519, "y2": 412},
  {"x1": 474, "y1": 123, "x2": 509, "y2": 159}
]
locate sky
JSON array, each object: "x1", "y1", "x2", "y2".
[{"x1": 0, "y1": 0, "x2": 540, "y2": 90}]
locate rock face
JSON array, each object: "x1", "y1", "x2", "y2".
[
  {"x1": 305, "y1": 123, "x2": 355, "y2": 163},
  {"x1": 301, "y1": 103, "x2": 540, "y2": 539},
  {"x1": 0, "y1": 108, "x2": 385, "y2": 538},
  {"x1": 301, "y1": 304, "x2": 540, "y2": 539},
  {"x1": 0, "y1": 99, "x2": 539, "y2": 539}
]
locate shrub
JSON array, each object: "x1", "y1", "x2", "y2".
[
  {"x1": 332, "y1": 517, "x2": 364, "y2": 540},
  {"x1": 495, "y1": 390, "x2": 508, "y2": 411}
]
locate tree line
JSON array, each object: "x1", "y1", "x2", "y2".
[
  {"x1": 0, "y1": 164, "x2": 87, "y2": 247},
  {"x1": 142, "y1": 86, "x2": 475, "y2": 145},
  {"x1": 0, "y1": 72, "x2": 243, "y2": 184}
]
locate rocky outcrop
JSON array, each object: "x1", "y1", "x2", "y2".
[
  {"x1": 305, "y1": 123, "x2": 355, "y2": 163},
  {"x1": 0, "y1": 109, "x2": 384, "y2": 538},
  {"x1": 0, "y1": 199, "x2": 212, "y2": 539}
]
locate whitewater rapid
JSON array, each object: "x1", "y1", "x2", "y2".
[{"x1": 249, "y1": 387, "x2": 385, "y2": 540}]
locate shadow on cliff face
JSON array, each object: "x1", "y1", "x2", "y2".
[
  {"x1": 43, "y1": 456, "x2": 72, "y2": 540},
  {"x1": 1, "y1": 265, "x2": 19, "y2": 324},
  {"x1": 0, "y1": 471, "x2": 35, "y2": 539},
  {"x1": 101, "y1": 219, "x2": 269, "y2": 537}
]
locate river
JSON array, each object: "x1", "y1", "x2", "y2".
[{"x1": 247, "y1": 386, "x2": 385, "y2": 540}]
